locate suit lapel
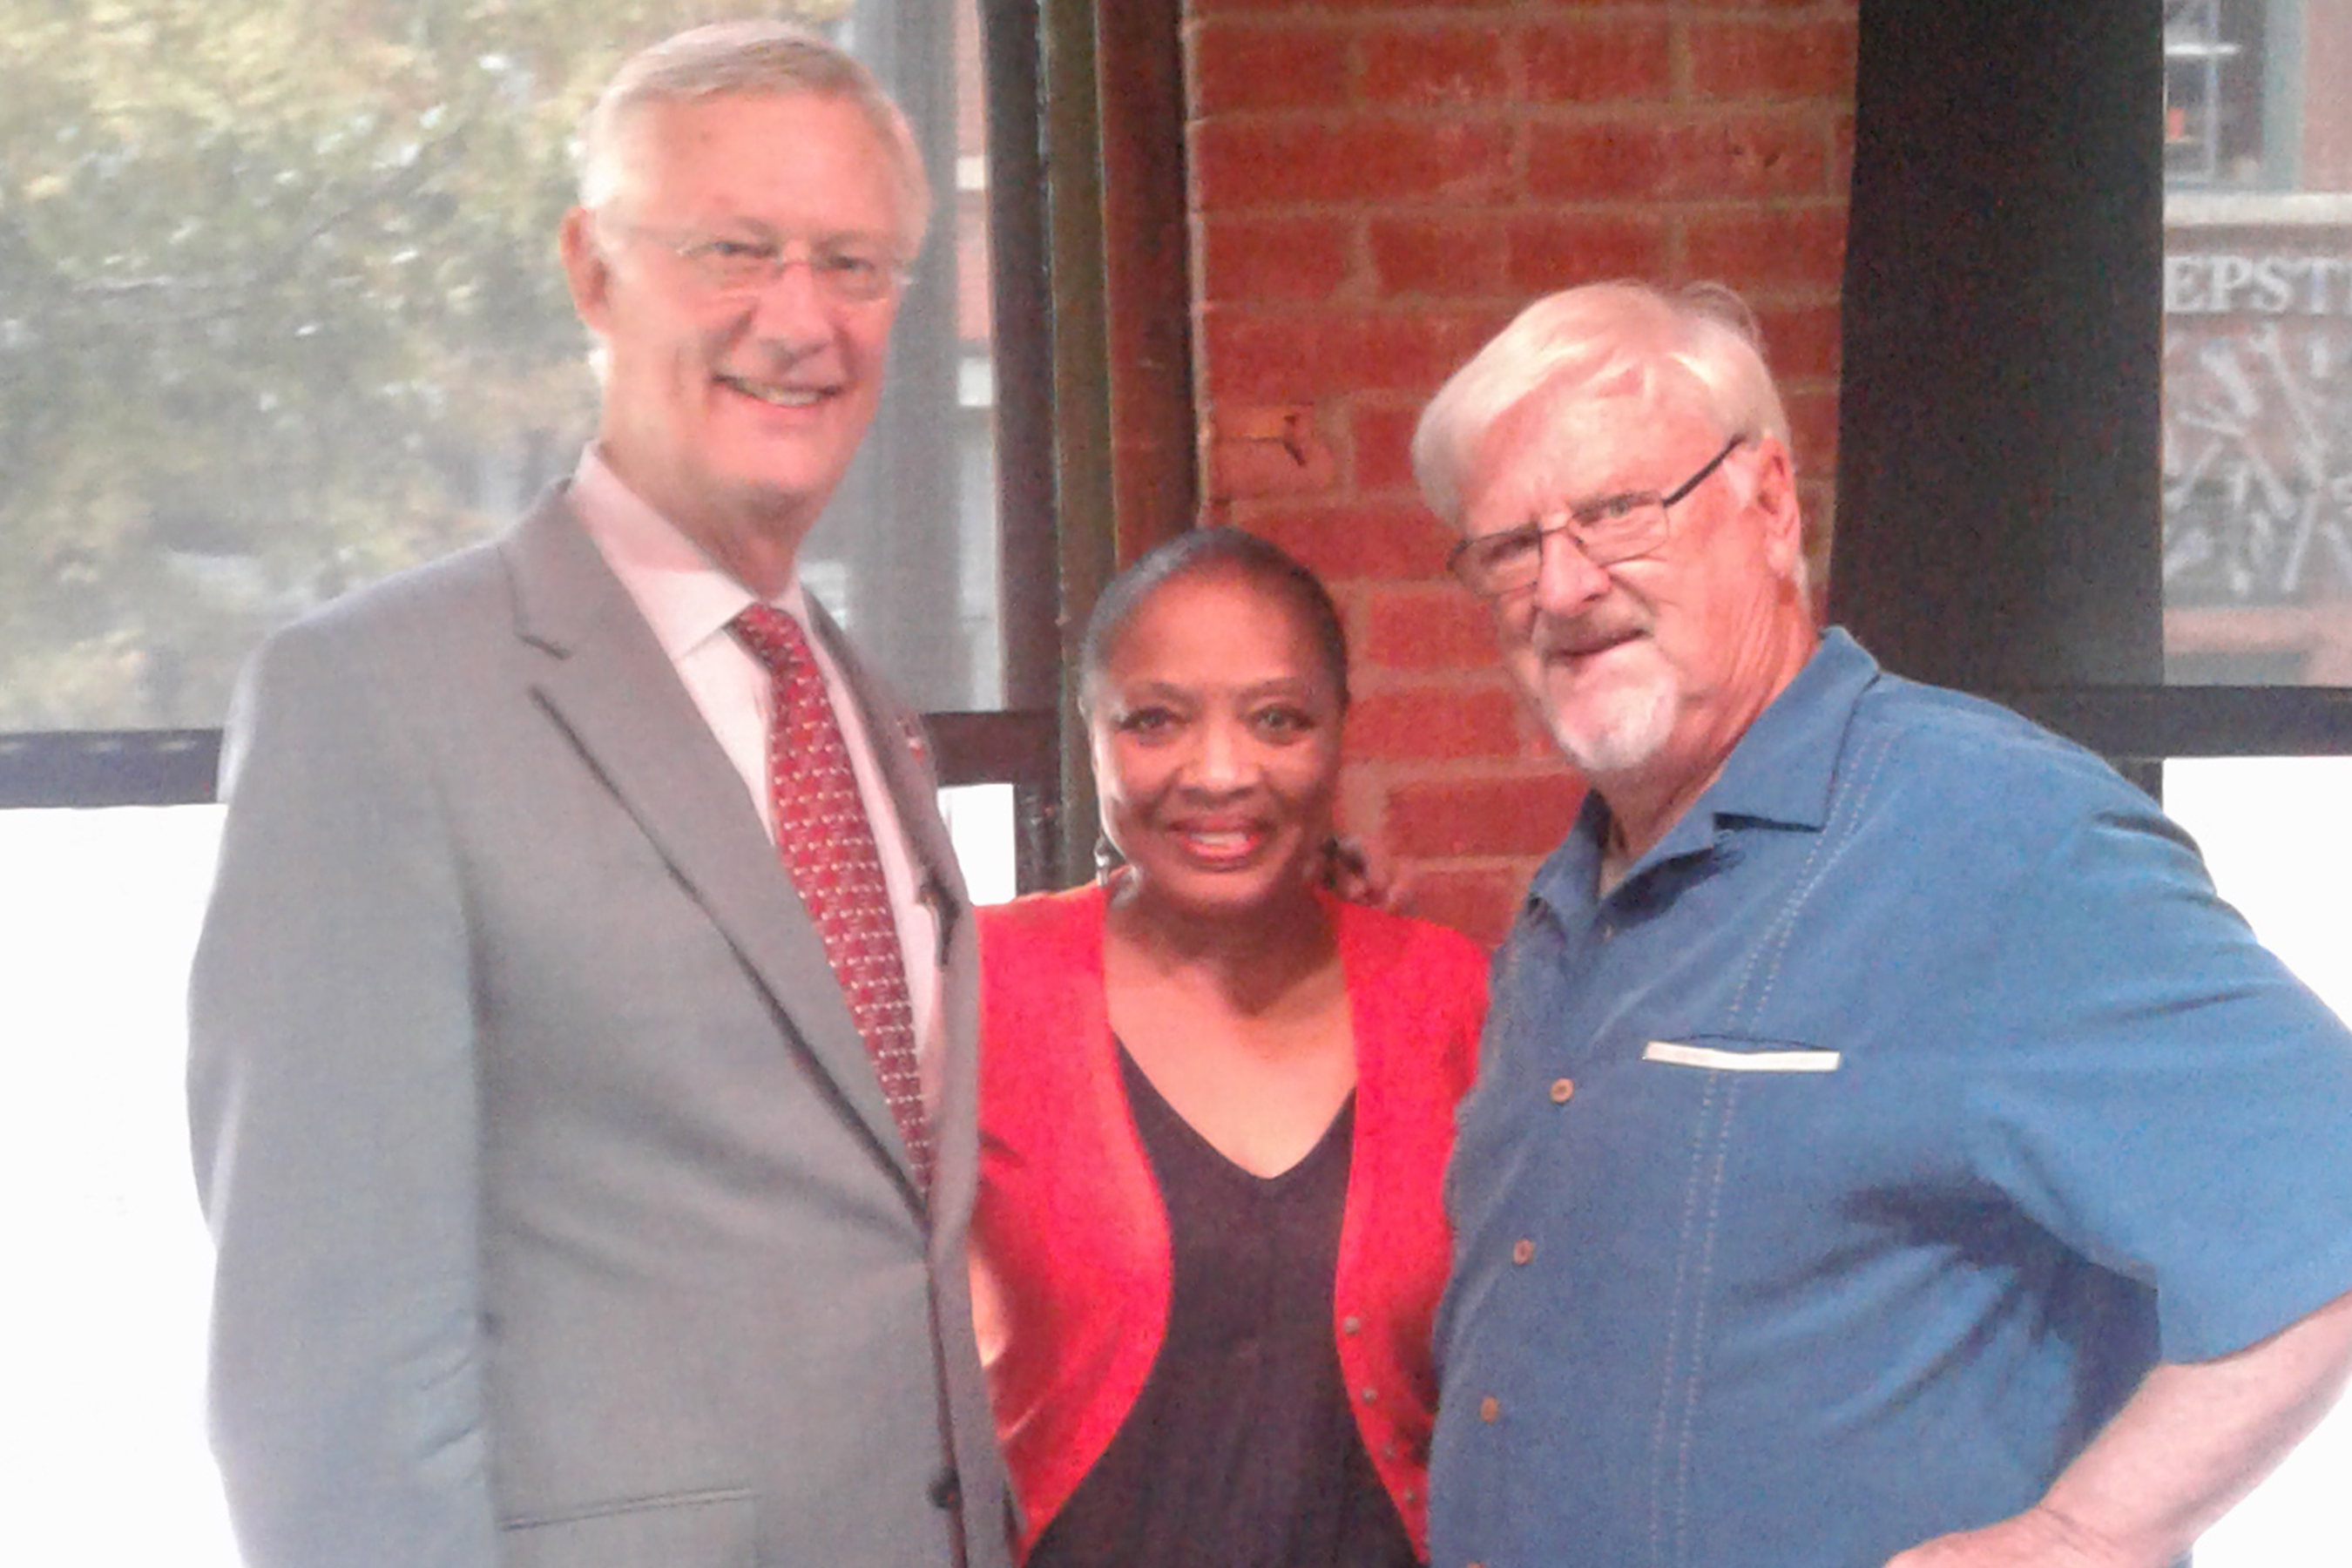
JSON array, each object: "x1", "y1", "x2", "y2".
[{"x1": 499, "y1": 492, "x2": 923, "y2": 1202}]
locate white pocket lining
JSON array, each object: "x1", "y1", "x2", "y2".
[{"x1": 1643, "y1": 1041, "x2": 1842, "y2": 1073}]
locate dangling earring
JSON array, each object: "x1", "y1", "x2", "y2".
[
  {"x1": 1094, "y1": 833, "x2": 1125, "y2": 885},
  {"x1": 1321, "y1": 835, "x2": 1375, "y2": 901}
]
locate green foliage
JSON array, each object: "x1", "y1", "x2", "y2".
[{"x1": 0, "y1": 0, "x2": 844, "y2": 728}]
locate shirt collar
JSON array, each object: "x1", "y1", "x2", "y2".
[
  {"x1": 1528, "y1": 627, "x2": 1882, "y2": 914},
  {"x1": 1684, "y1": 625, "x2": 1878, "y2": 835},
  {"x1": 568, "y1": 444, "x2": 809, "y2": 661}
]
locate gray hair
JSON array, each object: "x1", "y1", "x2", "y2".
[
  {"x1": 1412, "y1": 280, "x2": 1792, "y2": 528},
  {"x1": 576, "y1": 19, "x2": 932, "y2": 254}
]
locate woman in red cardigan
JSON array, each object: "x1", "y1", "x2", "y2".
[{"x1": 970, "y1": 529, "x2": 1490, "y2": 1567}]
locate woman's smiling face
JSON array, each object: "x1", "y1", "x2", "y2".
[{"x1": 1087, "y1": 567, "x2": 1346, "y2": 923}]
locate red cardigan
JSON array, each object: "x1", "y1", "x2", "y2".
[{"x1": 970, "y1": 883, "x2": 1489, "y2": 1560}]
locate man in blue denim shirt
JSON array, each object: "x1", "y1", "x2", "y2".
[{"x1": 1411, "y1": 280, "x2": 2352, "y2": 1568}]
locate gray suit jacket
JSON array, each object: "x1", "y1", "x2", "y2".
[{"x1": 188, "y1": 490, "x2": 1010, "y2": 1568}]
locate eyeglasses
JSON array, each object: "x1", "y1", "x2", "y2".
[
  {"x1": 1446, "y1": 435, "x2": 1750, "y2": 598},
  {"x1": 608, "y1": 222, "x2": 909, "y2": 304}
]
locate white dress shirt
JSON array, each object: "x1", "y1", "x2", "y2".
[{"x1": 568, "y1": 446, "x2": 943, "y2": 1116}]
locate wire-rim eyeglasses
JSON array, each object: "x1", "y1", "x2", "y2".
[{"x1": 1445, "y1": 434, "x2": 1751, "y2": 598}]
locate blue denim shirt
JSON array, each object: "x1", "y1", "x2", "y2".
[{"x1": 1430, "y1": 629, "x2": 2352, "y2": 1568}]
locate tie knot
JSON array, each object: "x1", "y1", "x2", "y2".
[{"x1": 731, "y1": 602, "x2": 815, "y2": 679}]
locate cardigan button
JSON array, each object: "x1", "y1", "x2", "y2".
[
  {"x1": 1342, "y1": 1315, "x2": 1362, "y2": 1335},
  {"x1": 1511, "y1": 1238, "x2": 1536, "y2": 1265},
  {"x1": 1549, "y1": 1077, "x2": 1576, "y2": 1104},
  {"x1": 1362, "y1": 1386, "x2": 1380, "y2": 1403},
  {"x1": 1479, "y1": 1395, "x2": 1501, "y2": 1423}
]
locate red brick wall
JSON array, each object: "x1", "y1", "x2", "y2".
[{"x1": 1181, "y1": 0, "x2": 1857, "y2": 944}]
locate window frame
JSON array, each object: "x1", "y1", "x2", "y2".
[
  {"x1": 2, "y1": 1, "x2": 1080, "y2": 893},
  {"x1": 1831, "y1": 0, "x2": 2352, "y2": 780}
]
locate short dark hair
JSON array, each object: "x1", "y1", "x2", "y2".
[{"x1": 1079, "y1": 528, "x2": 1351, "y2": 713}]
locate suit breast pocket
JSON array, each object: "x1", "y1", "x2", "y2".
[{"x1": 502, "y1": 1487, "x2": 754, "y2": 1568}]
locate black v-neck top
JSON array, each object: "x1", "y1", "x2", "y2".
[{"x1": 1026, "y1": 1044, "x2": 1418, "y2": 1568}]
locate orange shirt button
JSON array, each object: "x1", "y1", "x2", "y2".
[
  {"x1": 1362, "y1": 1387, "x2": 1379, "y2": 1403},
  {"x1": 1478, "y1": 1395, "x2": 1500, "y2": 1423},
  {"x1": 1342, "y1": 1315, "x2": 1362, "y2": 1335},
  {"x1": 1549, "y1": 1077, "x2": 1575, "y2": 1104},
  {"x1": 1511, "y1": 1238, "x2": 1536, "y2": 1265}
]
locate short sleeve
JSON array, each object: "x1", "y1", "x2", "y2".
[{"x1": 1967, "y1": 786, "x2": 2352, "y2": 1363}]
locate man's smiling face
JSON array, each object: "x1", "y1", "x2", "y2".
[
  {"x1": 1459, "y1": 380, "x2": 1803, "y2": 800},
  {"x1": 562, "y1": 90, "x2": 906, "y2": 565}
]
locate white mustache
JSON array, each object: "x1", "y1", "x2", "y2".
[{"x1": 1531, "y1": 615, "x2": 1646, "y2": 660}]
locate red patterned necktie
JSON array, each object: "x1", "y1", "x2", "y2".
[{"x1": 730, "y1": 604, "x2": 931, "y2": 1197}]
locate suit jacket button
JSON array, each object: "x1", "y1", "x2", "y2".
[{"x1": 929, "y1": 1466, "x2": 961, "y2": 1511}]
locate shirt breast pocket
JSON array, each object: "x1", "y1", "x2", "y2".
[
  {"x1": 1583, "y1": 1033, "x2": 1848, "y2": 1190},
  {"x1": 1604, "y1": 1035, "x2": 1856, "y2": 1231},
  {"x1": 1602, "y1": 1034, "x2": 1878, "y2": 1315}
]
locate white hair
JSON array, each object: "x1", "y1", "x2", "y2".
[
  {"x1": 1412, "y1": 280, "x2": 1792, "y2": 528},
  {"x1": 575, "y1": 19, "x2": 932, "y2": 254}
]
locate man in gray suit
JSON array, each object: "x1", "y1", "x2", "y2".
[{"x1": 188, "y1": 22, "x2": 1010, "y2": 1568}]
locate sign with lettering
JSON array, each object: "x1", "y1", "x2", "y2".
[
  {"x1": 2164, "y1": 253, "x2": 2352, "y2": 316},
  {"x1": 2163, "y1": 235, "x2": 2352, "y2": 611}
]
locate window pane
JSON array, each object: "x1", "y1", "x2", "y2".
[
  {"x1": 0, "y1": 806, "x2": 234, "y2": 1565},
  {"x1": 2163, "y1": 756, "x2": 2352, "y2": 1566},
  {"x1": 0, "y1": 774, "x2": 1018, "y2": 1563},
  {"x1": 0, "y1": 0, "x2": 1003, "y2": 731},
  {"x1": 940, "y1": 780, "x2": 1017, "y2": 906},
  {"x1": 2162, "y1": 1, "x2": 2352, "y2": 686}
]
